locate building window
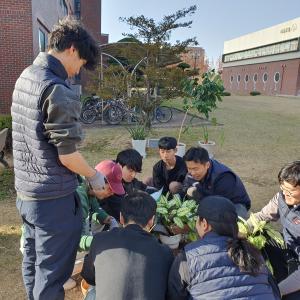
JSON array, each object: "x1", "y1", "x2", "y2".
[
  {"x1": 274, "y1": 72, "x2": 280, "y2": 82},
  {"x1": 237, "y1": 74, "x2": 241, "y2": 83},
  {"x1": 253, "y1": 74, "x2": 258, "y2": 82},
  {"x1": 230, "y1": 75, "x2": 234, "y2": 83},
  {"x1": 263, "y1": 72, "x2": 268, "y2": 82},
  {"x1": 245, "y1": 74, "x2": 249, "y2": 82},
  {"x1": 39, "y1": 29, "x2": 46, "y2": 52},
  {"x1": 223, "y1": 38, "x2": 299, "y2": 62}
]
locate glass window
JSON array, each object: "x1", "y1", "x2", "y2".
[
  {"x1": 38, "y1": 29, "x2": 46, "y2": 52},
  {"x1": 224, "y1": 38, "x2": 299, "y2": 62},
  {"x1": 253, "y1": 74, "x2": 258, "y2": 82},
  {"x1": 237, "y1": 74, "x2": 241, "y2": 82},
  {"x1": 263, "y1": 73, "x2": 268, "y2": 82},
  {"x1": 245, "y1": 74, "x2": 249, "y2": 82},
  {"x1": 230, "y1": 75, "x2": 234, "y2": 82},
  {"x1": 274, "y1": 72, "x2": 280, "y2": 82}
]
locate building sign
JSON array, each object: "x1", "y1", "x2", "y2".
[{"x1": 280, "y1": 23, "x2": 298, "y2": 34}]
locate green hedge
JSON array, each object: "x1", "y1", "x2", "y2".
[
  {"x1": 0, "y1": 114, "x2": 12, "y2": 152},
  {"x1": 0, "y1": 114, "x2": 12, "y2": 130},
  {"x1": 250, "y1": 91, "x2": 261, "y2": 96},
  {"x1": 222, "y1": 91, "x2": 231, "y2": 96}
]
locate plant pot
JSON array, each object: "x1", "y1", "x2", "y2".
[
  {"x1": 198, "y1": 140, "x2": 216, "y2": 158},
  {"x1": 132, "y1": 139, "x2": 147, "y2": 158},
  {"x1": 176, "y1": 143, "x2": 186, "y2": 157},
  {"x1": 159, "y1": 233, "x2": 182, "y2": 249}
]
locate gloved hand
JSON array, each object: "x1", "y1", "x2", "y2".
[{"x1": 87, "y1": 170, "x2": 106, "y2": 190}]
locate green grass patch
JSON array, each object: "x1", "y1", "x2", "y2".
[{"x1": 0, "y1": 168, "x2": 15, "y2": 201}]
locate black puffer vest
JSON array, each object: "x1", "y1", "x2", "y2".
[{"x1": 11, "y1": 53, "x2": 78, "y2": 200}]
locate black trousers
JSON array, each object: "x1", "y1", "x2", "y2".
[
  {"x1": 263, "y1": 241, "x2": 300, "y2": 300},
  {"x1": 17, "y1": 193, "x2": 82, "y2": 300}
]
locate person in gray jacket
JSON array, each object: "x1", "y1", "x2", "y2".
[
  {"x1": 11, "y1": 17, "x2": 105, "y2": 300},
  {"x1": 250, "y1": 161, "x2": 300, "y2": 300}
]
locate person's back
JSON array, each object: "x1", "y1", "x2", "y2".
[
  {"x1": 86, "y1": 225, "x2": 172, "y2": 300},
  {"x1": 185, "y1": 233, "x2": 276, "y2": 300},
  {"x1": 81, "y1": 191, "x2": 174, "y2": 300},
  {"x1": 168, "y1": 196, "x2": 279, "y2": 300}
]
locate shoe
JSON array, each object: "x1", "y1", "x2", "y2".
[{"x1": 63, "y1": 278, "x2": 76, "y2": 290}]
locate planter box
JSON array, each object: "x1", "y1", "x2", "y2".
[{"x1": 176, "y1": 142, "x2": 186, "y2": 157}]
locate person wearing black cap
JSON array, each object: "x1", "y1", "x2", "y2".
[
  {"x1": 167, "y1": 195, "x2": 280, "y2": 300},
  {"x1": 182, "y1": 146, "x2": 250, "y2": 218}
]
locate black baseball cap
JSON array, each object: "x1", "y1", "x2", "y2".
[{"x1": 197, "y1": 196, "x2": 238, "y2": 223}]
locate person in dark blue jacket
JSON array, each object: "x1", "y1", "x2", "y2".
[
  {"x1": 182, "y1": 146, "x2": 250, "y2": 218},
  {"x1": 167, "y1": 195, "x2": 280, "y2": 300},
  {"x1": 12, "y1": 18, "x2": 105, "y2": 300}
]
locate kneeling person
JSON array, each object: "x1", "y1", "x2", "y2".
[
  {"x1": 81, "y1": 191, "x2": 174, "y2": 300},
  {"x1": 183, "y1": 146, "x2": 250, "y2": 218},
  {"x1": 150, "y1": 137, "x2": 187, "y2": 195},
  {"x1": 168, "y1": 196, "x2": 279, "y2": 300}
]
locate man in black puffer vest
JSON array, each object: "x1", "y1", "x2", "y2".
[
  {"x1": 182, "y1": 147, "x2": 251, "y2": 218},
  {"x1": 12, "y1": 17, "x2": 106, "y2": 300}
]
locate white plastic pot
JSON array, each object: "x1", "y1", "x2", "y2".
[
  {"x1": 132, "y1": 139, "x2": 147, "y2": 158},
  {"x1": 159, "y1": 234, "x2": 182, "y2": 249},
  {"x1": 176, "y1": 143, "x2": 186, "y2": 157},
  {"x1": 198, "y1": 141, "x2": 216, "y2": 158}
]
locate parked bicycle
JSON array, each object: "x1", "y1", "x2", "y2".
[{"x1": 80, "y1": 96, "x2": 118, "y2": 124}]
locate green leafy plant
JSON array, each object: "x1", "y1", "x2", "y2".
[
  {"x1": 156, "y1": 194, "x2": 198, "y2": 241},
  {"x1": 127, "y1": 125, "x2": 148, "y2": 140},
  {"x1": 250, "y1": 91, "x2": 261, "y2": 96},
  {"x1": 238, "y1": 213, "x2": 285, "y2": 273},
  {"x1": 178, "y1": 70, "x2": 224, "y2": 144}
]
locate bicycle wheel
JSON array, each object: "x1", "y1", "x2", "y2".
[
  {"x1": 155, "y1": 106, "x2": 173, "y2": 123},
  {"x1": 104, "y1": 105, "x2": 123, "y2": 125},
  {"x1": 80, "y1": 109, "x2": 97, "y2": 124}
]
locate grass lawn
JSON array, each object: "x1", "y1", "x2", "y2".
[{"x1": 0, "y1": 95, "x2": 299, "y2": 299}]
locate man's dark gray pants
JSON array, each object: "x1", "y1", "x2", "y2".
[{"x1": 17, "y1": 192, "x2": 82, "y2": 300}]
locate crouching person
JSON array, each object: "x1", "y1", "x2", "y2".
[
  {"x1": 81, "y1": 191, "x2": 174, "y2": 300},
  {"x1": 168, "y1": 196, "x2": 280, "y2": 300},
  {"x1": 250, "y1": 161, "x2": 300, "y2": 299}
]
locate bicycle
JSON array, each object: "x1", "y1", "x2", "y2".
[
  {"x1": 152, "y1": 106, "x2": 172, "y2": 123},
  {"x1": 80, "y1": 96, "x2": 117, "y2": 124}
]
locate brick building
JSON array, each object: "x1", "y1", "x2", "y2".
[
  {"x1": 0, "y1": 0, "x2": 104, "y2": 114},
  {"x1": 222, "y1": 17, "x2": 300, "y2": 96},
  {"x1": 180, "y1": 47, "x2": 206, "y2": 73}
]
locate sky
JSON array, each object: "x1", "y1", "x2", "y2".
[{"x1": 102, "y1": 0, "x2": 300, "y2": 64}]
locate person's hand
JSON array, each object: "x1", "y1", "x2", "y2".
[
  {"x1": 103, "y1": 216, "x2": 112, "y2": 224},
  {"x1": 87, "y1": 170, "x2": 106, "y2": 190}
]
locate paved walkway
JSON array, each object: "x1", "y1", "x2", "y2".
[{"x1": 81, "y1": 108, "x2": 214, "y2": 129}]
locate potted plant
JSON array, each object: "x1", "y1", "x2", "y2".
[
  {"x1": 238, "y1": 213, "x2": 285, "y2": 274},
  {"x1": 178, "y1": 70, "x2": 224, "y2": 158},
  {"x1": 127, "y1": 125, "x2": 148, "y2": 157},
  {"x1": 198, "y1": 117, "x2": 218, "y2": 158},
  {"x1": 156, "y1": 194, "x2": 198, "y2": 249}
]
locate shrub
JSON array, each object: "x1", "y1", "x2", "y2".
[
  {"x1": 250, "y1": 91, "x2": 261, "y2": 96},
  {"x1": 0, "y1": 115, "x2": 12, "y2": 130},
  {"x1": 0, "y1": 115, "x2": 12, "y2": 152},
  {"x1": 222, "y1": 91, "x2": 231, "y2": 96}
]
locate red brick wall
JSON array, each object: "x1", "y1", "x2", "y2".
[
  {"x1": 222, "y1": 59, "x2": 300, "y2": 96},
  {"x1": 80, "y1": 0, "x2": 101, "y2": 41},
  {"x1": 80, "y1": 0, "x2": 102, "y2": 92},
  {"x1": 0, "y1": 0, "x2": 33, "y2": 114}
]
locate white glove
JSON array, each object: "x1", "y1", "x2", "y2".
[{"x1": 87, "y1": 170, "x2": 106, "y2": 190}]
